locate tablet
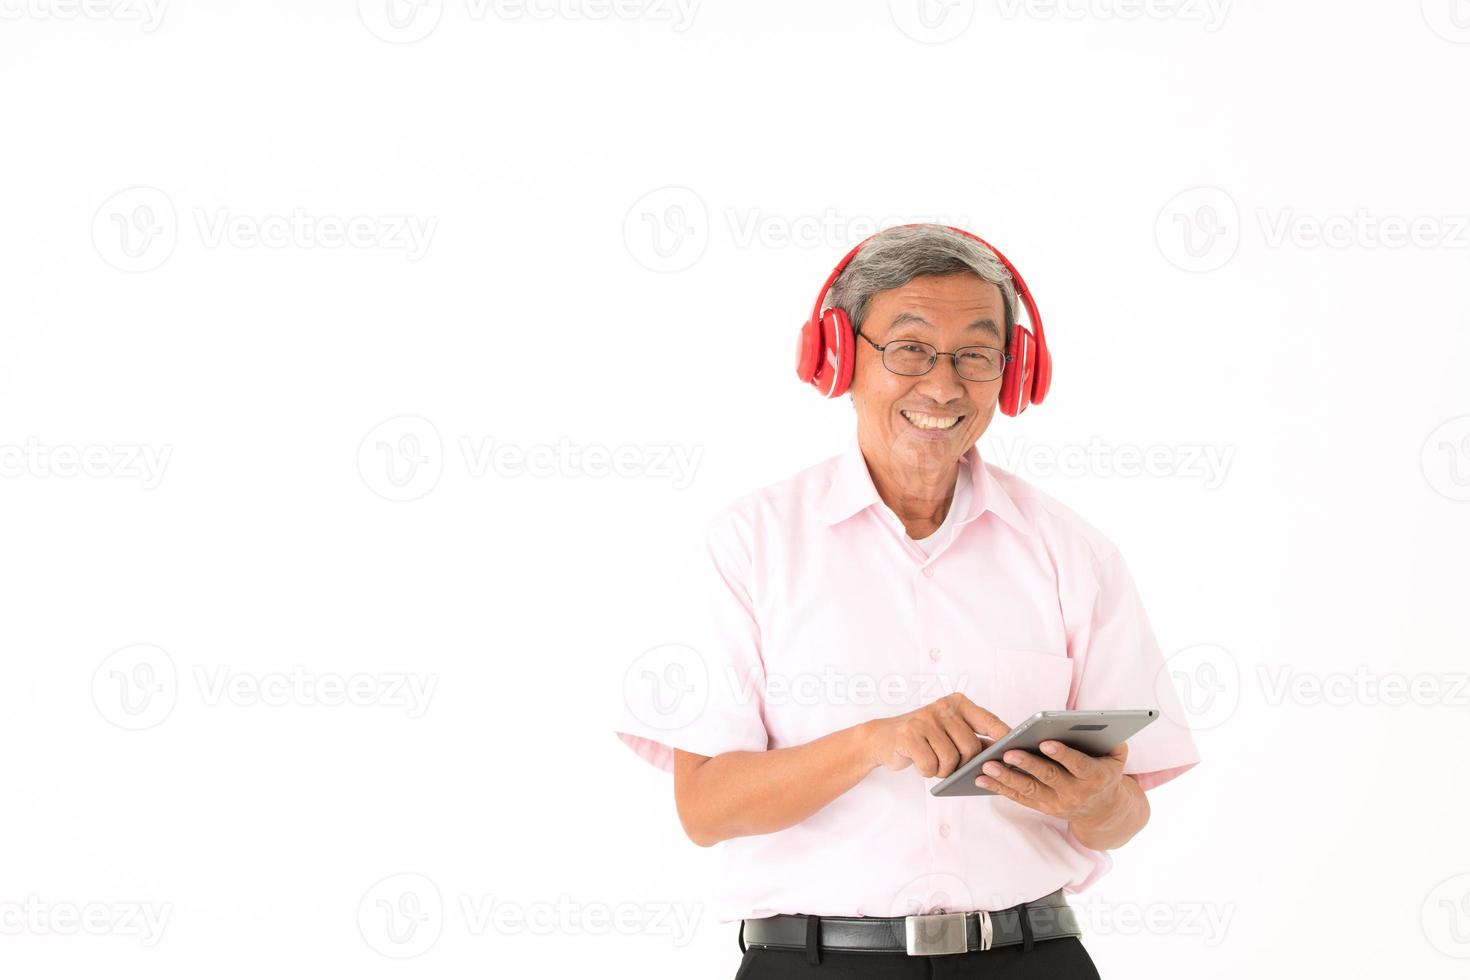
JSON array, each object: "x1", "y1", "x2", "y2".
[{"x1": 928, "y1": 709, "x2": 1158, "y2": 797}]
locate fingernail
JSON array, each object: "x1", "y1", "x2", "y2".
[{"x1": 1041, "y1": 742, "x2": 1057, "y2": 755}]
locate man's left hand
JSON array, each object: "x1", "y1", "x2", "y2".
[{"x1": 976, "y1": 740, "x2": 1129, "y2": 825}]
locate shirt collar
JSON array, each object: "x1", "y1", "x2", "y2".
[{"x1": 820, "y1": 431, "x2": 1033, "y2": 538}]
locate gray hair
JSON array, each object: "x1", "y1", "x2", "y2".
[{"x1": 821, "y1": 224, "x2": 1018, "y2": 345}]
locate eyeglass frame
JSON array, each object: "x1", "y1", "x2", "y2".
[{"x1": 855, "y1": 330, "x2": 1012, "y2": 382}]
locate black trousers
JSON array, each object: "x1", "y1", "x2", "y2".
[{"x1": 732, "y1": 931, "x2": 1102, "y2": 980}]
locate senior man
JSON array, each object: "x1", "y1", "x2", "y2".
[{"x1": 615, "y1": 224, "x2": 1200, "y2": 979}]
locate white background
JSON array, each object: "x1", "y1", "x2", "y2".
[{"x1": 2, "y1": 1, "x2": 1469, "y2": 977}]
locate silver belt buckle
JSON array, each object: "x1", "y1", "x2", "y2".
[{"x1": 905, "y1": 910, "x2": 987, "y2": 956}]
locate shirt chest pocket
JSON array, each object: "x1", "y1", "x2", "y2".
[{"x1": 979, "y1": 646, "x2": 1076, "y2": 728}]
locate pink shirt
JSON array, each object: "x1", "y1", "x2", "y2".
[{"x1": 614, "y1": 432, "x2": 1200, "y2": 924}]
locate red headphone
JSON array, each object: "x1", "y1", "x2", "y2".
[{"x1": 794, "y1": 225, "x2": 1052, "y2": 416}]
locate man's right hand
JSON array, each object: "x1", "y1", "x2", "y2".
[{"x1": 864, "y1": 693, "x2": 1011, "y2": 778}]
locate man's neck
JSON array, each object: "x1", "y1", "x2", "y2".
[{"x1": 859, "y1": 442, "x2": 963, "y2": 535}]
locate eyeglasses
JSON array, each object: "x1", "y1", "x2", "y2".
[{"x1": 856, "y1": 331, "x2": 1010, "y2": 383}]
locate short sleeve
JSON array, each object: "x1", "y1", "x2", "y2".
[
  {"x1": 1067, "y1": 548, "x2": 1200, "y2": 792},
  {"x1": 612, "y1": 508, "x2": 770, "y2": 774}
]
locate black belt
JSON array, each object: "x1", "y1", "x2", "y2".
[{"x1": 740, "y1": 889, "x2": 1080, "y2": 959}]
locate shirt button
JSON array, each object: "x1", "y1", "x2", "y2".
[
  {"x1": 922, "y1": 567, "x2": 934, "y2": 578},
  {"x1": 938, "y1": 823, "x2": 951, "y2": 838},
  {"x1": 929, "y1": 647, "x2": 942, "y2": 661}
]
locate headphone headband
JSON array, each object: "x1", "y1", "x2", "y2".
[
  {"x1": 806, "y1": 224, "x2": 1046, "y2": 354},
  {"x1": 795, "y1": 223, "x2": 1051, "y2": 413}
]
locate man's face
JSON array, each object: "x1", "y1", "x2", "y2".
[{"x1": 848, "y1": 272, "x2": 1008, "y2": 474}]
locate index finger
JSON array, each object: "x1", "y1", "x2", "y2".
[{"x1": 955, "y1": 697, "x2": 1011, "y2": 741}]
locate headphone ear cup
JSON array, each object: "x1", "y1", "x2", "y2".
[
  {"x1": 1030, "y1": 338, "x2": 1052, "y2": 406},
  {"x1": 999, "y1": 326, "x2": 1035, "y2": 417},
  {"x1": 816, "y1": 307, "x2": 855, "y2": 398},
  {"x1": 795, "y1": 318, "x2": 822, "y2": 384}
]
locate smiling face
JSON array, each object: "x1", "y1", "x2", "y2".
[{"x1": 848, "y1": 271, "x2": 1008, "y2": 485}]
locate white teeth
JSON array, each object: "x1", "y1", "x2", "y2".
[{"x1": 901, "y1": 410, "x2": 961, "y2": 430}]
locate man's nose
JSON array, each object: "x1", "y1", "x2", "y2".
[{"x1": 915, "y1": 354, "x2": 968, "y2": 402}]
